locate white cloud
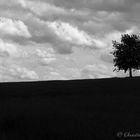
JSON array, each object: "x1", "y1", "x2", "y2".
[
  {"x1": 9, "y1": 66, "x2": 39, "y2": 80},
  {"x1": 42, "y1": 70, "x2": 67, "y2": 80},
  {"x1": 47, "y1": 21, "x2": 95, "y2": 46},
  {"x1": 81, "y1": 64, "x2": 116, "y2": 79},
  {"x1": 46, "y1": 20, "x2": 117, "y2": 49},
  {"x1": 48, "y1": 72, "x2": 67, "y2": 80},
  {"x1": 0, "y1": 39, "x2": 30, "y2": 58},
  {"x1": 17, "y1": 0, "x2": 67, "y2": 16},
  {"x1": 0, "y1": 64, "x2": 39, "y2": 82},
  {"x1": 0, "y1": 17, "x2": 31, "y2": 38},
  {"x1": 35, "y1": 48, "x2": 56, "y2": 65},
  {"x1": 64, "y1": 68, "x2": 81, "y2": 79},
  {"x1": 93, "y1": 27, "x2": 137, "y2": 49},
  {"x1": 0, "y1": 39, "x2": 18, "y2": 56},
  {"x1": 36, "y1": 48, "x2": 54, "y2": 58}
]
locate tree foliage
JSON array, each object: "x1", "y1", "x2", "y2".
[{"x1": 112, "y1": 34, "x2": 140, "y2": 77}]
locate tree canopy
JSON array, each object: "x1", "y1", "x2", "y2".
[{"x1": 112, "y1": 34, "x2": 140, "y2": 78}]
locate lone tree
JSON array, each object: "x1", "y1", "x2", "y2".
[{"x1": 112, "y1": 34, "x2": 140, "y2": 78}]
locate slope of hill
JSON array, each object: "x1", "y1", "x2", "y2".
[
  {"x1": 0, "y1": 77, "x2": 140, "y2": 97},
  {"x1": 0, "y1": 77, "x2": 140, "y2": 140}
]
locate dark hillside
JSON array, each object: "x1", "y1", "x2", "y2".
[
  {"x1": 0, "y1": 77, "x2": 140, "y2": 97},
  {"x1": 0, "y1": 77, "x2": 140, "y2": 140}
]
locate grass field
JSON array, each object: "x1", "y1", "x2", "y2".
[{"x1": 0, "y1": 77, "x2": 140, "y2": 140}]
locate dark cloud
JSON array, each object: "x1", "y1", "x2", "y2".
[
  {"x1": 25, "y1": 16, "x2": 73, "y2": 53},
  {"x1": 45, "y1": 0, "x2": 129, "y2": 12}
]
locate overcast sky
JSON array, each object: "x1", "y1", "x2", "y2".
[{"x1": 0, "y1": 0, "x2": 139, "y2": 82}]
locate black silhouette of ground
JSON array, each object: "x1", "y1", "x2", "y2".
[{"x1": 0, "y1": 77, "x2": 140, "y2": 140}]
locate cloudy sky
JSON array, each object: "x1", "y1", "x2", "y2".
[{"x1": 0, "y1": 0, "x2": 139, "y2": 82}]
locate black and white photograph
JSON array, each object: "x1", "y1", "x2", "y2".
[{"x1": 0, "y1": 0, "x2": 140, "y2": 139}]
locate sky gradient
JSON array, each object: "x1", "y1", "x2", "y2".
[{"x1": 0, "y1": 0, "x2": 140, "y2": 82}]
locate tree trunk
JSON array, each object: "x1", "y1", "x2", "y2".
[{"x1": 129, "y1": 67, "x2": 132, "y2": 78}]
